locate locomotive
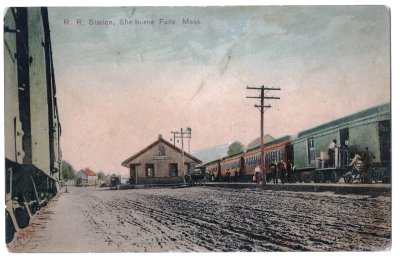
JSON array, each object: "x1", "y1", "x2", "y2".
[
  {"x1": 4, "y1": 7, "x2": 62, "y2": 243},
  {"x1": 203, "y1": 103, "x2": 391, "y2": 184}
]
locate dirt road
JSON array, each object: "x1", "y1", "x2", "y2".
[{"x1": 8, "y1": 186, "x2": 391, "y2": 252}]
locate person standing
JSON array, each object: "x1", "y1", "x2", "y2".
[
  {"x1": 269, "y1": 159, "x2": 278, "y2": 184},
  {"x1": 287, "y1": 159, "x2": 293, "y2": 182},
  {"x1": 278, "y1": 160, "x2": 287, "y2": 184},
  {"x1": 254, "y1": 165, "x2": 261, "y2": 183},
  {"x1": 206, "y1": 169, "x2": 212, "y2": 182},
  {"x1": 226, "y1": 169, "x2": 231, "y2": 182},
  {"x1": 239, "y1": 156, "x2": 245, "y2": 182},
  {"x1": 361, "y1": 146, "x2": 372, "y2": 183},
  {"x1": 234, "y1": 169, "x2": 239, "y2": 182},
  {"x1": 217, "y1": 162, "x2": 222, "y2": 182},
  {"x1": 328, "y1": 139, "x2": 338, "y2": 167}
]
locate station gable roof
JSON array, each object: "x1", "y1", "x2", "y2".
[{"x1": 121, "y1": 136, "x2": 202, "y2": 167}]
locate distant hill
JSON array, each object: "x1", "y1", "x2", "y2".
[
  {"x1": 191, "y1": 144, "x2": 230, "y2": 165},
  {"x1": 247, "y1": 134, "x2": 275, "y2": 149}
]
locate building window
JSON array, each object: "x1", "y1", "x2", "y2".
[
  {"x1": 169, "y1": 163, "x2": 178, "y2": 177},
  {"x1": 158, "y1": 144, "x2": 166, "y2": 156},
  {"x1": 146, "y1": 164, "x2": 154, "y2": 177}
]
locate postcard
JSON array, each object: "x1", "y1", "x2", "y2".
[{"x1": 4, "y1": 6, "x2": 391, "y2": 252}]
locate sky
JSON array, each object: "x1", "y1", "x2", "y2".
[{"x1": 46, "y1": 6, "x2": 390, "y2": 176}]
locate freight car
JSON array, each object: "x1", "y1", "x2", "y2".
[
  {"x1": 292, "y1": 103, "x2": 391, "y2": 184},
  {"x1": 4, "y1": 7, "x2": 61, "y2": 243},
  {"x1": 201, "y1": 103, "x2": 390, "y2": 185}
]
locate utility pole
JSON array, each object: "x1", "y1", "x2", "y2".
[
  {"x1": 170, "y1": 131, "x2": 178, "y2": 146},
  {"x1": 180, "y1": 128, "x2": 185, "y2": 177},
  {"x1": 170, "y1": 127, "x2": 192, "y2": 177},
  {"x1": 246, "y1": 85, "x2": 280, "y2": 187}
]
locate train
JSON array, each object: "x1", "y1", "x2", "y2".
[
  {"x1": 202, "y1": 103, "x2": 391, "y2": 184},
  {"x1": 4, "y1": 7, "x2": 62, "y2": 243}
]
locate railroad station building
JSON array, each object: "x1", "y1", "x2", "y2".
[{"x1": 121, "y1": 135, "x2": 202, "y2": 185}]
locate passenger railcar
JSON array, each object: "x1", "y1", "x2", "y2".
[
  {"x1": 203, "y1": 152, "x2": 244, "y2": 182},
  {"x1": 203, "y1": 136, "x2": 293, "y2": 182},
  {"x1": 5, "y1": 7, "x2": 61, "y2": 243},
  {"x1": 245, "y1": 136, "x2": 293, "y2": 182}
]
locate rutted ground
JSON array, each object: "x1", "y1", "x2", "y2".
[{"x1": 9, "y1": 186, "x2": 391, "y2": 252}]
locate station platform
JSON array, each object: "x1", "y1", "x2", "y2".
[
  {"x1": 114, "y1": 181, "x2": 391, "y2": 196},
  {"x1": 199, "y1": 182, "x2": 391, "y2": 196}
]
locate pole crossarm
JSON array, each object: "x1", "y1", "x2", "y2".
[
  {"x1": 254, "y1": 104, "x2": 271, "y2": 108},
  {"x1": 247, "y1": 86, "x2": 281, "y2": 90},
  {"x1": 246, "y1": 96, "x2": 262, "y2": 99},
  {"x1": 174, "y1": 134, "x2": 191, "y2": 138},
  {"x1": 246, "y1": 96, "x2": 280, "y2": 99},
  {"x1": 264, "y1": 96, "x2": 280, "y2": 99},
  {"x1": 171, "y1": 131, "x2": 191, "y2": 138}
]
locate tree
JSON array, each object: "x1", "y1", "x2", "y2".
[
  {"x1": 61, "y1": 160, "x2": 76, "y2": 181},
  {"x1": 97, "y1": 171, "x2": 106, "y2": 180},
  {"x1": 227, "y1": 141, "x2": 245, "y2": 156}
]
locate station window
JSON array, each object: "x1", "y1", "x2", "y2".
[
  {"x1": 146, "y1": 164, "x2": 154, "y2": 177},
  {"x1": 158, "y1": 144, "x2": 166, "y2": 156}
]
